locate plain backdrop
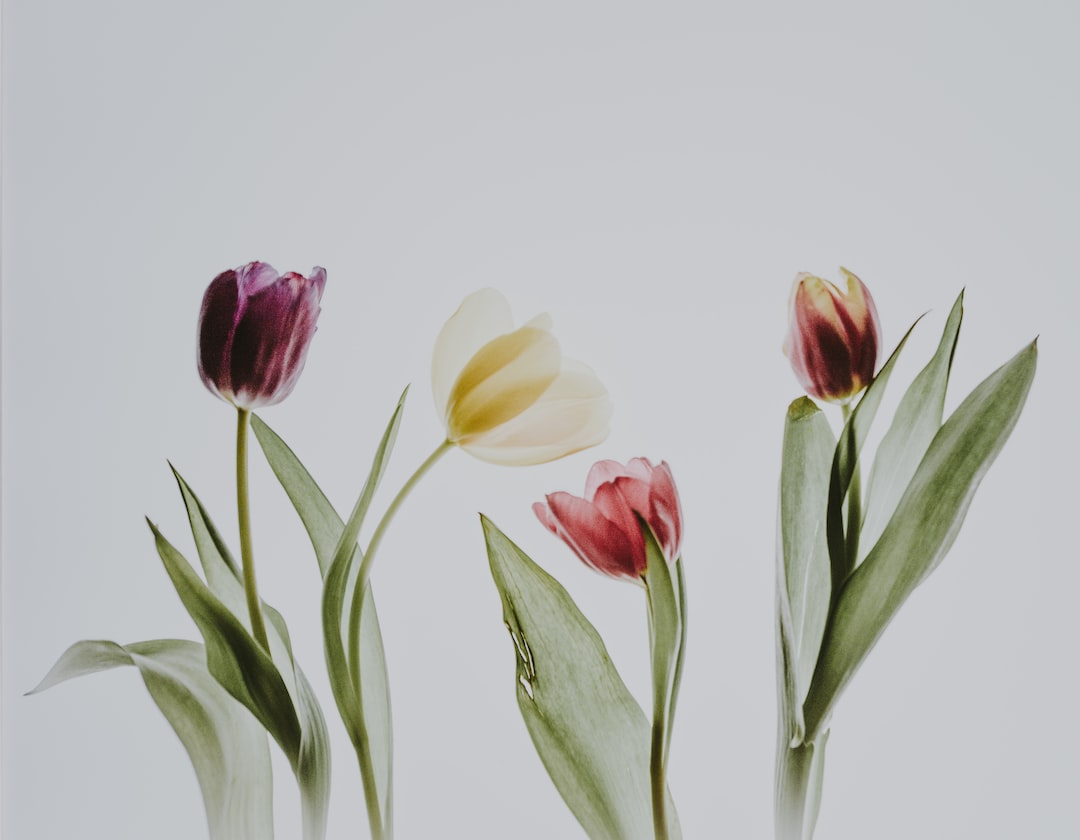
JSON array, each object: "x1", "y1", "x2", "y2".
[{"x1": 3, "y1": 1, "x2": 1077, "y2": 838}]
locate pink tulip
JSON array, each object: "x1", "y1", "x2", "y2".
[
  {"x1": 783, "y1": 268, "x2": 881, "y2": 404},
  {"x1": 533, "y1": 458, "x2": 682, "y2": 582},
  {"x1": 197, "y1": 262, "x2": 326, "y2": 409}
]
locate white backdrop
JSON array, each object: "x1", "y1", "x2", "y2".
[{"x1": 3, "y1": 2, "x2": 1077, "y2": 838}]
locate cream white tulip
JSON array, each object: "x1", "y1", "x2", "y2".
[{"x1": 432, "y1": 289, "x2": 612, "y2": 465}]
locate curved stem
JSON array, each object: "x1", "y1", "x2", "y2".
[
  {"x1": 345, "y1": 439, "x2": 453, "y2": 840},
  {"x1": 236, "y1": 408, "x2": 270, "y2": 652}
]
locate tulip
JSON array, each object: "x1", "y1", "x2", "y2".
[
  {"x1": 431, "y1": 289, "x2": 612, "y2": 465},
  {"x1": 198, "y1": 261, "x2": 326, "y2": 409},
  {"x1": 783, "y1": 268, "x2": 881, "y2": 404},
  {"x1": 533, "y1": 457, "x2": 682, "y2": 582}
]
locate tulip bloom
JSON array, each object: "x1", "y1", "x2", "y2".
[
  {"x1": 432, "y1": 289, "x2": 612, "y2": 465},
  {"x1": 533, "y1": 457, "x2": 682, "y2": 582},
  {"x1": 783, "y1": 268, "x2": 881, "y2": 404},
  {"x1": 198, "y1": 261, "x2": 326, "y2": 409}
]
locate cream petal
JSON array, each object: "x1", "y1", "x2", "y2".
[
  {"x1": 524, "y1": 312, "x2": 553, "y2": 331},
  {"x1": 446, "y1": 326, "x2": 561, "y2": 441},
  {"x1": 431, "y1": 288, "x2": 515, "y2": 420},
  {"x1": 461, "y1": 358, "x2": 612, "y2": 465}
]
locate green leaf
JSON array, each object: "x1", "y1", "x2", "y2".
[
  {"x1": 803, "y1": 341, "x2": 1037, "y2": 741},
  {"x1": 251, "y1": 399, "x2": 404, "y2": 835},
  {"x1": 483, "y1": 516, "x2": 681, "y2": 840},
  {"x1": 324, "y1": 393, "x2": 407, "y2": 833},
  {"x1": 860, "y1": 292, "x2": 964, "y2": 562},
  {"x1": 31, "y1": 639, "x2": 273, "y2": 840},
  {"x1": 147, "y1": 516, "x2": 331, "y2": 839},
  {"x1": 776, "y1": 398, "x2": 834, "y2": 745},
  {"x1": 827, "y1": 319, "x2": 922, "y2": 589},
  {"x1": 249, "y1": 413, "x2": 341, "y2": 577}
]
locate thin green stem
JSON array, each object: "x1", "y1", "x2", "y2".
[
  {"x1": 775, "y1": 736, "x2": 827, "y2": 840},
  {"x1": 646, "y1": 586, "x2": 670, "y2": 840},
  {"x1": 345, "y1": 440, "x2": 453, "y2": 840},
  {"x1": 236, "y1": 408, "x2": 270, "y2": 652}
]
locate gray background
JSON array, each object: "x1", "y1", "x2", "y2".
[{"x1": 3, "y1": 1, "x2": 1077, "y2": 837}]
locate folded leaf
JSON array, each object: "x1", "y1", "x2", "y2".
[
  {"x1": 860, "y1": 292, "x2": 963, "y2": 562},
  {"x1": 803, "y1": 341, "x2": 1037, "y2": 741},
  {"x1": 483, "y1": 516, "x2": 681, "y2": 840},
  {"x1": 147, "y1": 516, "x2": 330, "y2": 839},
  {"x1": 31, "y1": 639, "x2": 273, "y2": 840},
  {"x1": 776, "y1": 398, "x2": 834, "y2": 745}
]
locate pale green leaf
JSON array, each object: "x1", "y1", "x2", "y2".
[
  {"x1": 803, "y1": 341, "x2": 1037, "y2": 741},
  {"x1": 860, "y1": 292, "x2": 964, "y2": 562},
  {"x1": 483, "y1": 516, "x2": 681, "y2": 840},
  {"x1": 251, "y1": 401, "x2": 403, "y2": 833},
  {"x1": 153, "y1": 477, "x2": 328, "y2": 837},
  {"x1": 776, "y1": 398, "x2": 834, "y2": 744},
  {"x1": 31, "y1": 639, "x2": 273, "y2": 840}
]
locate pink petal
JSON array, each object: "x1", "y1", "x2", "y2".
[{"x1": 541, "y1": 492, "x2": 643, "y2": 580}]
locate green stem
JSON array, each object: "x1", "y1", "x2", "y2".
[
  {"x1": 646, "y1": 587, "x2": 669, "y2": 840},
  {"x1": 346, "y1": 440, "x2": 452, "y2": 840},
  {"x1": 236, "y1": 408, "x2": 270, "y2": 652},
  {"x1": 840, "y1": 403, "x2": 862, "y2": 571},
  {"x1": 775, "y1": 734, "x2": 828, "y2": 840}
]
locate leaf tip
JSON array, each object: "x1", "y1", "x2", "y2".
[{"x1": 787, "y1": 396, "x2": 821, "y2": 421}]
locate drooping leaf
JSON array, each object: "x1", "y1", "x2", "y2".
[
  {"x1": 776, "y1": 397, "x2": 834, "y2": 744},
  {"x1": 31, "y1": 639, "x2": 273, "y2": 840},
  {"x1": 147, "y1": 517, "x2": 331, "y2": 839},
  {"x1": 827, "y1": 319, "x2": 921, "y2": 588},
  {"x1": 803, "y1": 341, "x2": 1037, "y2": 741},
  {"x1": 483, "y1": 516, "x2": 681, "y2": 840},
  {"x1": 860, "y1": 292, "x2": 964, "y2": 562}
]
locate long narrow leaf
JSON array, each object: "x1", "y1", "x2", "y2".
[
  {"x1": 860, "y1": 292, "x2": 964, "y2": 562},
  {"x1": 167, "y1": 467, "x2": 331, "y2": 839},
  {"x1": 484, "y1": 516, "x2": 681, "y2": 840},
  {"x1": 777, "y1": 397, "x2": 834, "y2": 746},
  {"x1": 148, "y1": 520, "x2": 303, "y2": 760},
  {"x1": 804, "y1": 341, "x2": 1037, "y2": 741},
  {"x1": 251, "y1": 404, "x2": 402, "y2": 832},
  {"x1": 31, "y1": 639, "x2": 273, "y2": 840}
]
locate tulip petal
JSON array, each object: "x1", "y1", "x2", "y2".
[
  {"x1": 446, "y1": 326, "x2": 561, "y2": 441},
  {"x1": 431, "y1": 289, "x2": 515, "y2": 420},
  {"x1": 462, "y1": 359, "x2": 612, "y2": 466},
  {"x1": 541, "y1": 493, "x2": 643, "y2": 580},
  {"x1": 198, "y1": 270, "x2": 241, "y2": 402},
  {"x1": 231, "y1": 272, "x2": 322, "y2": 409},
  {"x1": 584, "y1": 460, "x2": 635, "y2": 498},
  {"x1": 236, "y1": 261, "x2": 283, "y2": 297},
  {"x1": 648, "y1": 462, "x2": 683, "y2": 561}
]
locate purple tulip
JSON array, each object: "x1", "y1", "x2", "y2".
[{"x1": 197, "y1": 262, "x2": 326, "y2": 409}]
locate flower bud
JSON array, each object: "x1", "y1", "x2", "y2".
[
  {"x1": 783, "y1": 268, "x2": 881, "y2": 404},
  {"x1": 533, "y1": 457, "x2": 682, "y2": 583},
  {"x1": 197, "y1": 261, "x2": 326, "y2": 409}
]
